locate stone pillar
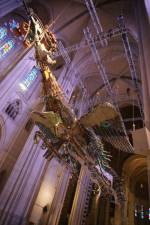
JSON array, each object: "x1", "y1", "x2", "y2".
[
  {"x1": 135, "y1": 0, "x2": 150, "y2": 129},
  {"x1": 68, "y1": 165, "x2": 91, "y2": 225},
  {"x1": 121, "y1": 171, "x2": 134, "y2": 225},
  {"x1": 0, "y1": 126, "x2": 46, "y2": 225},
  {"x1": 87, "y1": 190, "x2": 100, "y2": 225},
  {"x1": 29, "y1": 159, "x2": 70, "y2": 225},
  {"x1": 134, "y1": 0, "x2": 150, "y2": 202},
  {"x1": 0, "y1": 47, "x2": 41, "y2": 192},
  {"x1": 105, "y1": 198, "x2": 110, "y2": 225},
  {"x1": 145, "y1": 0, "x2": 150, "y2": 23},
  {"x1": 120, "y1": 172, "x2": 129, "y2": 225},
  {"x1": 127, "y1": 191, "x2": 135, "y2": 225},
  {"x1": 148, "y1": 155, "x2": 150, "y2": 204},
  {"x1": 113, "y1": 205, "x2": 121, "y2": 225},
  {"x1": 47, "y1": 165, "x2": 71, "y2": 225}
]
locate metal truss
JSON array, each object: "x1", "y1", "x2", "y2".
[
  {"x1": 57, "y1": 40, "x2": 71, "y2": 90},
  {"x1": 81, "y1": 0, "x2": 143, "y2": 138},
  {"x1": 58, "y1": 40, "x2": 71, "y2": 65},
  {"x1": 84, "y1": 0, "x2": 108, "y2": 47},
  {"x1": 83, "y1": 26, "x2": 129, "y2": 140},
  {"x1": 56, "y1": 0, "x2": 141, "y2": 148},
  {"x1": 58, "y1": 40, "x2": 79, "y2": 91},
  {"x1": 54, "y1": 26, "x2": 127, "y2": 58},
  {"x1": 117, "y1": 15, "x2": 144, "y2": 120},
  {"x1": 84, "y1": 26, "x2": 112, "y2": 96}
]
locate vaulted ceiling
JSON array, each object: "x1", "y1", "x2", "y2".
[{"x1": 28, "y1": 0, "x2": 142, "y2": 121}]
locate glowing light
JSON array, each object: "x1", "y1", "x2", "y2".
[
  {"x1": 141, "y1": 205, "x2": 144, "y2": 219},
  {"x1": 19, "y1": 83, "x2": 28, "y2": 91},
  {"x1": 19, "y1": 66, "x2": 39, "y2": 91},
  {"x1": 149, "y1": 208, "x2": 150, "y2": 221},
  {"x1": 134, "y1": 208, "x2": 137, "y2": 217},
  {"x1": 0, "y1": 27, "x2": 7, "y2": 41},
  {"x1": 0, "y1": 40, "x2": 15, "y2": 60}
]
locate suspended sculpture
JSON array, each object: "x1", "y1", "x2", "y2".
[{"x1": 22, "y1": 3, "x2": 126, "y2": 203}]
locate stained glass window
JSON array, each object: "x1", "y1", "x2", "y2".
[
  {"x1": 19, "y1": 66, "x2": 39, "y2": 92},
  {"x1": 0, "y1": 40, "x2": 15, "y2": 60},
  {"x1": 0, "y1": 27, "x2": 7, "y2": 41},
  {"x1": 135, "y1": 206, "x2": 150, "y2": 221},
  {"x1": 0, "y1": 24, "x2": 14, "y2": 60},
  {"x1": 0, "y1": 15, "x2": 27, "y2": 79}
]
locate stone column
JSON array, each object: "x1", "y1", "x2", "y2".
[
  {"x1": 134, "y1": 0, "x2": 150, "y2": 202},
  {"x1": 29, "y1": 158, "x2": 70, "y2": 225},
  {"x1": 68, "y1": 165, "x2": 91, "y2": 225},
  {"x1": 0, "y1": 47, "x2": 41, "y2": 193},
  {"x1": 120, "y1": 171, "x2": 130, "y2": 225},
  {"x1": 121, "y1": 171, "x2": 134, "y2": 225},
  {"x1": 144, "y1": 0, "x2": 150, "y2": 23},
  {"x1": 127, "y1": 191, "x2": 135, "y2": 225},
  {"x1": 105, "y1": 198, "x2": 110, "y2": 225},
  {"x1": 47, "y1": 165, "x2": 71, "y2": 225},
  {"x1": 148, "y1": 155, "x2": 150, "y2": 204},
  {"x1": 0, "y1": 126, "x2": 46, "y2": 225},
  {"x1": 135, "y1": 0, "x2": 150, "y2": 129},
  {"x1": 113, "y1": 205, "x2": 121, "y2": 225},
  {"x1": 87, "y1": 191, "x2": 100, "y2": 225}
]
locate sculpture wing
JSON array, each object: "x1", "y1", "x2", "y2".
[{"x1": 79, "y1": 102, "x2": 118, "y2": 127}]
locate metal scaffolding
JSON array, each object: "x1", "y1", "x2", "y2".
[
  {"x1": 84, "y1": 0, "x2": 108, "y2": 46},
  {"x1": 58, "y1": 40, "x2": 79, "y2": 92},
  {"x1": 53, "y1": 26, "x2": 127, "y2": 58},
  {"x1": 117, "y1": 15, "x2": 144, "y2": 121},
  {"x1": 55, "y1": 0, "x2": 141, "y2": 152}
]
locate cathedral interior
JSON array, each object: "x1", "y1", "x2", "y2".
[{"x1": 0, "y1": 0, "x2": 150, "y2": 225}]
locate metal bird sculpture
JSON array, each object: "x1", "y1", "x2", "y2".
[{"x1": 22, "y1": 4, "x2": 125, "y2": 204}]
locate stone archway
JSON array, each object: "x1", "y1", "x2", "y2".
[{"x1": 115, "y1": 155, "x2": 149, "y2": 225}]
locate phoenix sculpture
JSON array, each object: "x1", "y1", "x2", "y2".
[{"x1": 22, "y1": 5, "x2": 127, "y2": 204}]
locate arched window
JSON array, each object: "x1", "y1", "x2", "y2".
[
  {"x1": 0, "y1": 14, "x2": 28, "y2": 79},
  {"x1": 5, "y1": 99, "x2": 22, "y2": 120},
  {"x1": 0, "y1": 39, "x2": 15, "y2": 60},
  {"x1": 0, "y1": 22, "x2": 17, "y2": 62},
  {"x1": 19, "y1": 66, "x2": 39, "y2": 92},
  {"x1": 0, "y1": 27, "x2": 7, "y2": 41}
]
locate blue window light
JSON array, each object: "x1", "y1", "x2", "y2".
[
  {"x1": 0, "y1": 39, "x2": 15, "y2": 60},
  {"x1": 19, "y1": 66, "x2": 39, "y2": 91},
  {"x1": 0, "y1": 27, "x2": 7, "y2": 41},
  {"x1": 140, "y1": 205, "x2": 144, "y2": 219}
]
